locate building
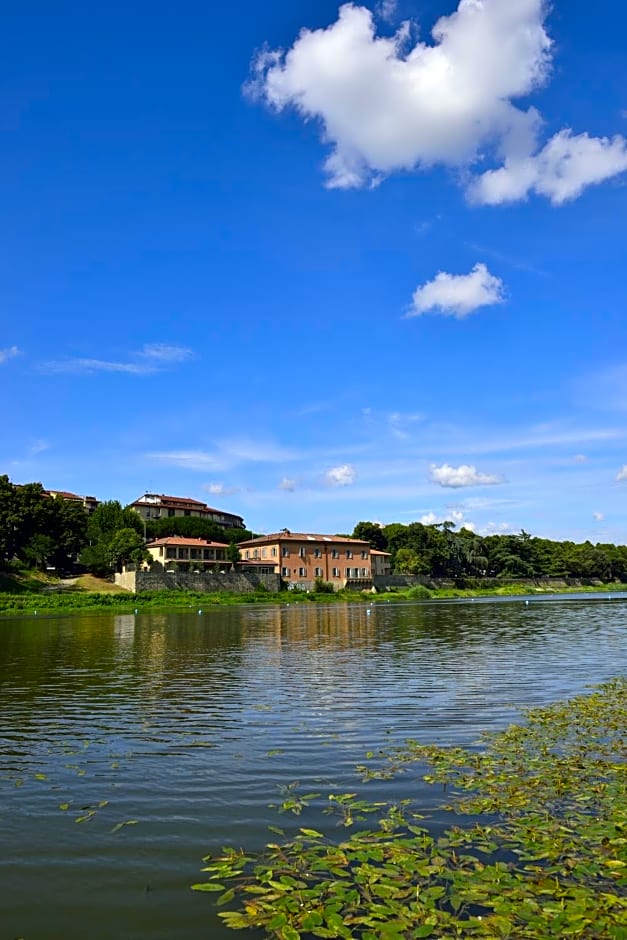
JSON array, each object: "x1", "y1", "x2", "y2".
[
  {"x1": 146, "y1": 537, "x2": 229, "y2": 573},
  {"x1": 130, "y1": 493, "x2": 245, "y2": 529},
  {"x1": 371, "y1": 549, "x2": 392, "y2": 577},
  {"x1": 237, "y1": 530, "x2": 374, "y2": 591},
  {"x1": 45, "y1": 489, "x2": 100, "y2": 514}
]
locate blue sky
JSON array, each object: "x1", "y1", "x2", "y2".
[{"x1": 2, "y1": 0, "x2": 627, "y2": 541}]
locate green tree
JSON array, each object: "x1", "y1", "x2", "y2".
[
  {"x1": 352, "y1": 522, "x2": 387, "y2": 551},
  {"x1": 226, "y1": 542, "x2": 241, "y2": 568},
  {"x1": 107, "y1": 528, "x2": 150, "y2": 573}
]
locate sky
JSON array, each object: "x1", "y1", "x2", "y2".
[{"x1": 2, "y1": 0, "x2": 627, "y2": 542}]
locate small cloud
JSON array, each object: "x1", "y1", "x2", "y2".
[
  {"x1": 0, "y1": 345, "x2": 20, "y2": 364},
  {"x1": 41, "y1": 342, "x2": 192, "y2": 376},
  {"x1": 325, "y1": 464, "x2": 357, "y2": 486},
  {"x1": 388, "y1": 411, "x2": 424, "y2": 439},
  {"x1": 139, "y1": 343, "x2": 193, "y2": 363},
  {"x1": 202, "y1": 482, "x2": 239, "y2": 497},
  {"x1": 148, "y1": 450, "x2": 224, "y2": 471},
  {"x1": 408, "y1": 264, "x2": 504, "y2": 319},
  {"x1": 593, "y1": 512, "x2": 604, "y2": 522},
  {"x1": 482, "y1": 521, "x2": 512, "y2": 535},
  {"x1": 377, "y1": 0, "x2": 398, "y2": 24},
  {"x1": 278, "y1": 477, "x2": 297, "y2": 492},
  {"x1": 573, "y1": 454, "x2": 588, "y2": 463},
  {"x1": 616, "y1": 465, "x2": 627, "y2": 482},
  {"x1": 29, "y1": 440, "x2": 49, "y2": 456},
  {"x1": 430, "y1": 463, "x2": 503, "y2": 488}
]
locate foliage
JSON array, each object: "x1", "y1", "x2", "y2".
[
  {"x1": 405, "y1": 584, "x2": 432, "y2": 599},
  {"x1": 352, "y1": 522, "x2": 387, "y2": 552},
  {"x1": 227, "y1": 542, "x2": 242, "y2": 566},
  {"x1": 313, "y1": 577, "x2": 335, "y2": 594},
  {"x1": 194, "y1": 679, "x2": 627, "y2": 939},
  {"x1": 107, "y1": 528, "x2": 150, "y2": 572}
]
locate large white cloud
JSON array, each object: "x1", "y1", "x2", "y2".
[
  {"x1": 471, "y1": 130, "x2": 627, "y2": 205},
  {"x1": 250, "y1": 2, "x2": 627, "y2": 202},
  {"x1": 409, "y1": 263, "x2": 504, "y2": 318},
  {"x1": 430, "y1": 463, "x2": 503, "y2": 487}
]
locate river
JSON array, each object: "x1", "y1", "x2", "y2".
[{"x1": 1, "y1": 595, "x2": 626, "y2": 939}]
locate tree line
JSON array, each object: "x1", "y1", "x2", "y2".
[
  {"x1": 0, "y1": 477, "x2": 253, "y2": 577},
  {"x1": 352, "y1": 520, "x2": 627, "y2": 582}
]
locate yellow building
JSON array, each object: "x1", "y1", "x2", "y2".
[
  {"x1": 237, "y1": 529, "x2": 373, "y2": 590},
  {"x1": 146, "y1": 537, "x2": 228, "y2": 573}
]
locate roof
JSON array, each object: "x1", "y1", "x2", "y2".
[
  {"x1": 238, "y1": 531, "x2": 370, "y2": 547},
  {"x1": 370, "y1": 549, "x2": 391, "y2": 556},
  {"x1": 147, "y1": 537, "x2": 229, "y2": 548},
  {"x1": 132, "y1": 493, "x2": 244, "y2": 519},
  {"x1": 45, "y1": 489, "x2": 98, "y2": 502}
]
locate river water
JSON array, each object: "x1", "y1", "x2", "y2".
[{"x1": 1, "y1": 596, "x2": 626, "y2": 939}]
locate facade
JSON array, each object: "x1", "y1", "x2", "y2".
[
  {"x1": 371, "y1": 549, "x2": 392, "y2": 577},
  {"x1": 45, "y1": 489, "x2": 100, "y2": 514},
  {"x1": 237, "y1": 530, "x2": 374, "y2": 591},
  {"x1": 130, "y1": 493, "x2": 245, "y2": 529},
  {"x1": 146, "y1": 537, "x2": 228, "y2": 572}
]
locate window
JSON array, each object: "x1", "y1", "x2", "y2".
[
  {"x1": 331, "y1": 549, "x2": 339, "y2": 559},
  {"x1": 361, "y1": 567, "x2": 368, "y2": 577},
  {"x1": 314, "y1": 549, "x2": 322, "y2": 558},
  {"x1": 346, "y1": 550, "x2": 353, "y2": 559},
  {"x1": 282, "y1": 547, "x2": 290, "y2": 557},
  {"x1": 298, "y1": 567, "x2": 307, "y2": 577},
  {"x1": 262, "y1": 548, "x2": 267, "y2": 558},
  {"x1": 166, "y1": 548, "x2": 176, "y2": 559},
  {"x1": 298, "y1": 547, "x2": 306, "y2": 558},
  {"x1": 315, "y1": 567, "x2": 323, "y2": 577},
  {"x1": 361, "y1": 551, "x2": 368, "y2": 559},
  {"x1": 203, "y1": 549, "x2": 214, "y2": 559},
  {"x1": 245, "y1": 550, "x2": 250, "y2": 559},
  {"x1": 178, "y1": 548, "x2": 189, "y2": 559},
  {"x1": 184, "y1": 509, "x2": 191, "y2": 517},
  {"x1": 281, "y1": 567, "x2": 290, "y2": 577},
  {"x1": 158, "y1": 546, "x2": 163, "y2": 556},
  {"x1": 253, "y1": 549, "x2": 259, "y2": 558},
  {"x1": 332, "y1": 567, "x2": 340, "y2": 578},
  {"x1": 168, "y1": 508, "x2": 175, "y2": 517},
  {"x1": 271, "y1": 547, "x2": 277, "y2": 557},
  {"x1": 190, "y1": 549, "x2": 200, "y2": 559},
  {"x1": 345, "y1": 568, "x2": 351, "y2": 578}
]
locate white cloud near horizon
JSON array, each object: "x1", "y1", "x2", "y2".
[
  {"x1": 278, "y1": 477, "x2": 297, "y2": 491},
  {"x1": 249, "y1": 1, "x2": 627, "y2": 202},
  {"x1": 593, "y1": 511, "x2": 604, "y2": 521},
  {"x1": 409, "y1": 263, "x2": 504, "y2": 318},
  {"x1": 430, "y1": 462, "x2": 503, "y2": 488},
  {"x1": 0, "y1": 345, "x2": 20, "y2": 364},
  {"x1": 203, "y1": 482, "x2": 240, "y2": 497},
  {"x1": 616, "y1": 465, "x2": 627, "y2": 482},
  {"x1": 325, "y1": 463, "x2": 358, "y2": 486}
]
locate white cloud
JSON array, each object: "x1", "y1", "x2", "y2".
[
  {"x1": 203, "y1": 482, "x2": 239, "y2": 497},
  {"x1": 149, "y1": 450, "x2": 225, "y2": 471},
  {"x1": 0, "y1": 345, "x2": 20, "y2": 364},
  {"x1": 616, "y1": 465, "x2": 627, "y2": 482},
  {"x1": 593, "y1": 511, "x2": 604, "y2": 522},
  {"x1": 572, "y1": 454, "x2": 587, "y2": 464},
  {"x1": 377, "y1": 0, "x2": 398, "y2": 23},
  {"x1": 471, "y1": 130, "x2": 627, "y2": 205},
  {"x1": 409, "y1": 263, "x2": 504, "y2": 318},
  {"x1": 139, "y1": 343, "x2": 193, "y2": 363},
  {"x1": 278, "y1": 477, "x2": 297, "y2": 491},
  {"x1": 430, "y1": 463, "x2": 503, "y2": 488},
  {"x1": 388, "y1": 411, "x2": 424, "y2": 438},
  {"x1": 42, "y1": 343, "x2": 193, "y2": 376},
  {"x1": 325, "y1": 463, "x2": 358, "y2": 486},
  {"x1": 250, "y1": 3, "x2": 627, "y2": 203}
]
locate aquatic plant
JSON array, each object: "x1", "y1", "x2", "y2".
[{"x1": 194, "y1": 679, "x2": 627, "y2": 938}]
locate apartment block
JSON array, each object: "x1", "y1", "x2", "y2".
[{"x1": 130, "y1": 493, "x2": 244, "y2": 529}]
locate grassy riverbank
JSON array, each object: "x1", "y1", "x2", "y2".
[
  {"x1": 1, "y1": 568, "x2": 627, "y2": 615},
  {"x1": 194, "y1": 678, "x2": 627, "y2": 938}
]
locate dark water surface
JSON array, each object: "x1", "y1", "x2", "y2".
[{"x1": 1, "y1": 596, "x2": 627, "y2": 939}]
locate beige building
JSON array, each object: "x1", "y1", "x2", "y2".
[
  {"x1": 146, "y1": 537, "x2": 228, "y2": 573},
  {"x1": 371, "y1": 549, "x2": 392, "y2": 577},
  {"x1": 237, "y1": 530, "x2": 374, "y2": 591},
  {"x1": 45, "y1": 489, "x2": 99, "y2": 514},
  {"x1": 130, "y1": 493, "x2": 244, "y2": 529}
]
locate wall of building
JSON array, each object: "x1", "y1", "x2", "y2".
[{"x1": 115, "y1": 569, "x2": 281, "y2": 593}]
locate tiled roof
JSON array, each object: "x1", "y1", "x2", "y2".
[
  {"x1": 147, "y1": 537, "x2": 229, "y2": 548},
  {"x1": 133, "y1": 493, "x2": 208, "y2": 508},
  {"x1": 238, "y1": 532, "x2": 370, "y2": 547},
  {"x1": 370, "y1": 549, "x2": 391, "y2": 556}
]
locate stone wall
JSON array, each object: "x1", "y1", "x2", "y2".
[{"x1": 115, "y1": 569, "x2": 281, "y2": 594}]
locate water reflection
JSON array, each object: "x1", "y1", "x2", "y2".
[{"x1": 0, "y1": 598, "x2": 626, "y2": 940}]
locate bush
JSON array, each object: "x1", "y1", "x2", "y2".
[
  {"x1": 406, "y1": 584, "x2": 432, "y2": 599},
  {"x1": 313, "y1": 577, "x2": 335, "y2": 594}
]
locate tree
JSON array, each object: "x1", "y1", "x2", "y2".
[
  {"x1": 352, "y1": 522, "x2": 387, "y2": 551},
  {"x1": 107, "y1": 529, "x2": 150, "y2": 573},
  {"x1": 226, "y1": 542, "x2": 241, "y2": 568}
]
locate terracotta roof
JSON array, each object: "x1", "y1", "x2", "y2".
[
  {"x1": 147, "y1": 537, "x2": 229, "y2": 548},
  {"x1": 238, "y1": 532, "x2": 370, "y2": 547},
  {"x1": 370, "y1": 549, "x2": 391, "y2": 556},
  {"x1": 133, "y1": 493, "x2": 208, "y2": 508}
]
